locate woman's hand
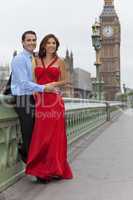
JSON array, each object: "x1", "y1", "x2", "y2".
[{"x1": 65, "y1": 81, "x2": 72, "y2": 86}]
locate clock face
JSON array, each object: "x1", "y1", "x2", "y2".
[{"x1": 102, "y1": 26, "x2": 114, "y2": 38}]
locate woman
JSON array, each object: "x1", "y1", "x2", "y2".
[{"x1": 25, "y1": 34, "x2": 73, "y2": 181}]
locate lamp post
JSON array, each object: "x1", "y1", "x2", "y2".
[
  {"x1": 91, "y1": 21, "x2": 102, "y2": 100},
  {"x1": 123, "y1": 83, "x2": 126, "y2": 94}
]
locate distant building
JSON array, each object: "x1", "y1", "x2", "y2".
[
  {"x1": 0, "y1": 50, "x2": 17, "y2": 93},
  {"x1": 63, "y1": 49, "x2": 74, "y2": 97},
  {"x1": 0, "y1": 64, "x2": 10, "y2": 93},
  {"x1": 0, "y1": 65, "x2": 10, "y2": 80},
  {"x1": 73, "y1": 68, "x2": 92, "y2": 99},
  {"x1": 123, "y1": 87, "x2": 133, "y2": 108},
  {"x1": 63, "y1": 50, "x2": 93, "y2": 99},
  {"x1": 124, "y1": 87, "x2": 133, "y2": 93}
]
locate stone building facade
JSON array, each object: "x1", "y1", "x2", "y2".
[
  {"x1": 0, "y1": 65, "x2": 10, "y2": 93},
  {"x1": 63, "y1": 50, "x2": 74, "y2": 97}
]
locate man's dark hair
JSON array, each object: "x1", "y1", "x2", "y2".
[{"x1": 22, "y1": 31, "x2": 37, "y2": 41}]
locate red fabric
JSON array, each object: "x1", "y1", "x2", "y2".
[{"x1": 25, "y1": 62, "x2": 73, "y2": 180}]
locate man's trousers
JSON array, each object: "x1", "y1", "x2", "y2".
[{"x1": 14, "y1": 95, "x2": 35, "y2": 163}]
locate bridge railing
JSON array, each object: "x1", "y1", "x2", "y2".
[{"x1": 0, "y1": 95, "x2": 123, "y2": 191}]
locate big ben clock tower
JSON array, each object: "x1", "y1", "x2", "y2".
[{"x1": 100, "y1": 0, "x2": 121, "y2": 100}]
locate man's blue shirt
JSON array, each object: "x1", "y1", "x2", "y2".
[{"x1": 11, "y1": 49, "x2": 45, "y2": 95}]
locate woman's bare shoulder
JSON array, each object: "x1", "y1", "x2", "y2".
[{"x1": 57, "y1": 57, "x2": 65, "y2": 67}]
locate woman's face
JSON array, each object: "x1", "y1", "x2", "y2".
[{"x1": 44, "y1": 37, "x2": 57, "y2": 55}]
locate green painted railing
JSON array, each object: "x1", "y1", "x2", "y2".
[{"x1": 0, "y1": 95, "x2": 123, "y2": 191}]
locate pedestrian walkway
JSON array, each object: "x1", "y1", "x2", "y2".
[{"x1": 1, "y1": 109, "x2": 133, "y2": 200}]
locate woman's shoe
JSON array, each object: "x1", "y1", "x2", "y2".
[
  {"x1": 36, "y1": 177, "x2": 50, "y2": 184},
  {"x1": 52, "y1": 176, "x2": 62, "y2": 181}
]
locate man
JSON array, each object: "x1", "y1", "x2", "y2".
[{"x1": 11, "y1": 30, "x2": 54, "y2": 163}]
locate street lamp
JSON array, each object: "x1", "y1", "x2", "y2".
[
  {"x1": 91, "y1": 20, "x2": 102, "y2": 100},
  {"x1": 123, "y1": 83, "x2": 126, "y2": 94}
]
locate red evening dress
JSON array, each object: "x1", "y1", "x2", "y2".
[{"x1": 25, "y1": 58, "x2": 73, "y2": 180}]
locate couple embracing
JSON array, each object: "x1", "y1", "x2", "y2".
[{"x1": 11, "y1": 31, "x2": 73, "y2": 183}]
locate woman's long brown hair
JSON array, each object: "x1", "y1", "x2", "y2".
[{"x1": 38, "y1": 34, "x2": 60, "y2": 59}]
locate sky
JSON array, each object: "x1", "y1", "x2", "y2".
[{"x1": 0, "y1": 0, "x2": 132, "y2": 89}]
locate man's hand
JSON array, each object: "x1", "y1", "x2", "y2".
[{"x1": 44, "y1": 83, "x2": 56, "y2": 92}]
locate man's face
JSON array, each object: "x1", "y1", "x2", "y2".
[{"x1": 22, "y1": 34, "x2": 37, "y2": 53}]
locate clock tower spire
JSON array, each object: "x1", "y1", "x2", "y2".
[{"x1": 99, "y1": 0, "x2": 121, "y2": 100}]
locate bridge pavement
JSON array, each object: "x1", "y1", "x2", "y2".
[{"x1": 1, "y1": 109, "x2": 133, "y2": 200}]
